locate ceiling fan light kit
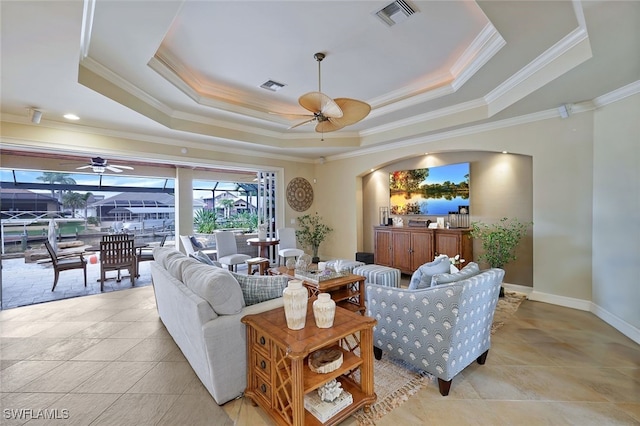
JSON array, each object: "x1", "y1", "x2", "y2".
[
  {"x1": 284, "y1": 52, "x2": 371, "y2": 134},
  {"x1": 75, "y1": 156, "x2": 134, "y2": 174}
]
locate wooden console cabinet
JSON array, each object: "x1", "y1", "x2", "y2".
[{"x1": 374, "y1": 226, "x2": 473, "y2": 274}]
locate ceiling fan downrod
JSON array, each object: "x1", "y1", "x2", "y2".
[{"x1": 314, "y1": 52, "x2": 325, "y2": 93}]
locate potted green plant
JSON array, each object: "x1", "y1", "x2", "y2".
[
  {"x1": 470, "y1": 217, "x2": 532, "y2": 297},
  {"x1": 295, "y1": 213, "x2": 333, "y2": 263}
]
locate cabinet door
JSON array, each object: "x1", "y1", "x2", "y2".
[
  {"x1": 435, "y1": 232, "x2": 460, "y2": 258},
  {"x1": 392, "y1": 231, "x2": 412, "y2": 273},
  {"x1": 374, "y1": 229, "x2": 392, "y2": 266},
  {"x1": 410, "y1": 231, "x2": 434, "y2": 271}
]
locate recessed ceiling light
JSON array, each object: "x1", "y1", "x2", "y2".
[
  {"x1": 502, "y1": 151, "x2": 508, "y2": 154},
  {"x1": 64, "y1": 113, "x2": 80, "y2": 120}
]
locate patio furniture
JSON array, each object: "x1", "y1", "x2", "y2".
[
  {"x1": 215, "y1": 231, "x2": 251, "y2": 272},
  {"x1": 44, "y1": 240, "x2": 87, "y2": 291},
  {"x1": 276, "y1": 227, "x2": 304, "y2": 266},
  {"x1": 136, "y1": 235, "x2": 167, "y2": 277},
  {"x1": 179, "y1": 235, "x2": 217, "y2": 259},
  {"x1": 99, "y1": 239, "x2": 137, "y2": 291}
]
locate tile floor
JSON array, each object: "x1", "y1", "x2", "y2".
[{"x1": 1, "y1": 278, "x2": 639, "y2": 425}]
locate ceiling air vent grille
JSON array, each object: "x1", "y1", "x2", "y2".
[
  {"x1": 375, "y1": 0, "x2": 417, "y2": 27},
  {"x1": 260, "y1": 80, "x2": 286, "y2": 92}
]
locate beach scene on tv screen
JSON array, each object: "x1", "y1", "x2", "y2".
[{"x1": 389, "y1": 163, "x2": 469, "y2": 215}]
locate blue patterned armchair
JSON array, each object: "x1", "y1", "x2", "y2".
[{"x1": 365, "y1": 268, "x2": 504, "y2": 396}]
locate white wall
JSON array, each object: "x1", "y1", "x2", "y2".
[{"x1": 592, "y1": 93, "x2": 640, "y2": 335}]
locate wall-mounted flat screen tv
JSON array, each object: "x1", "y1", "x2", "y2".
[{"x1": 390, "y1": 163, "x2": 470, "y2": 215}]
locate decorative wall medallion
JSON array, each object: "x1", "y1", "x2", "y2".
[{"x1": 286, "y1": 177, "x2": 314, "y2": 212}]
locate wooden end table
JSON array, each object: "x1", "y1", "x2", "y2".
[
  {"x1": 242, "y1": 304, "x2": 376, "y2": 426},
  {"x1": 269, "y1": 266, "x2": 366, "y2": 314}
]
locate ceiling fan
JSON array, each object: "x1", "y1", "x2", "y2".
[
  {"x1": 279, "y1": 52, "x2": 371, "y2": 134},
  {"x1": 76, "y1": 157, "x2": 134, "y2": 173}
]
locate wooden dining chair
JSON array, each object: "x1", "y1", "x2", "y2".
[
  {"x1": 99, "y1": 239, "x2": 136, "y2": 291},
  {"x1": 44, "y1": 240, "x2": 87, "y2": 291},
  {"x1": 136, "y1": 234, "x2": 167, "y2": 276}
]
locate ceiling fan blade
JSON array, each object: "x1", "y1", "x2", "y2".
[
  {"x1": 105, "y1": 166, "x2": 123, "y2": 173},
  {"x1": 299, "y1": 92, "x2": 343, "y2": 118},
  {"x1": 76, "y1": 165, "x2": 92, "y2": 170},
  {"x1": 288, "y1": 117, "x2": 316, "y2": 130},
  {"x1": 110, "y1": 164, "x2": 133, "y2": 170},
  {"x1": 315, "y1": 118, "x2": 345, "y2": 133},
  {"x1": 331, "y1": 98, "x2": 371, "y2": 126}
]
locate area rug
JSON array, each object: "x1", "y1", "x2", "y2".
[{"x1": 351, "y1": 290, "x2": 527, "y2": 425}]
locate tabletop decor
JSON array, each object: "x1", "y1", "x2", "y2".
[
  {"x1": 294, "y1": 269, "x2": 346, "y2": 284},
  {"x1": 308, "y1": 348, "x2": 343, "y2": 374},
  {"x1": 282, "y1": 279, "x2": 307, "y2": 330},
  {"x1": 313, "y1": 293, "x2": 336, "y2": 328},
  {"x1": 295, "y1": 213, "x2": 333, "y2": 263}
]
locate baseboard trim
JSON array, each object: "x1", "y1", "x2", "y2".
[{"x1": 527, "y1": 289, "x2": 640, "y2": 345}]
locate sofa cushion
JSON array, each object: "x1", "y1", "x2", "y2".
[
  {"x1": 431, "y1": 262, "x2": 480, "y2": 286},
  {"x1": 408, "y1": 255, "x2": 451, "y2": 290},
  {"x1": 231, "y1": 272, "x2": 289, "y2": 306},
  {"x1": 153, "y1": 246, "x2": 184, "y2": 269},
  {"x1": 182, "y1": 263, "x2": 244, "y2": 315}
]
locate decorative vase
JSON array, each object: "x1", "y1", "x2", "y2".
[
  {"x1": 257, "y1": 223, "x2": 268, "y2": 241},
  {"x1": 285, "y1": 257, "x2": 296, "y2": 270},
  {"x1": 313, "y1": 293, "x2": 336, "y2": 328},
  {"x1": 283, "y1": 280, "x2": 308, "y2": 330}
]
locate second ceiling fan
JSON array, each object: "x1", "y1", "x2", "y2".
[{"x1": 285, "y1": 52, "x2": 371, "y2": 133}]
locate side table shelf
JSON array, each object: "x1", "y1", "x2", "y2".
[{"x1": 242, "y1": 304, "x2": 376, "y2": 426}]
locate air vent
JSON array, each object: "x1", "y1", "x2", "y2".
[
  {"x1": 260, "y1": 80, "x2": 286, "y2": 92},
  {"x1": 375, "y1": 0, "x2": 417, "y2": 27}
]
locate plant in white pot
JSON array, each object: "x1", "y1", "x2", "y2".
[
  {"x1": 295, "y1": 213, "x2": 333, "y2": 264},
  {"x1": 470, "y1": 217, "x2": 532, "y2": 297}
]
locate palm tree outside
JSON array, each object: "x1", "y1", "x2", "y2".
[{"x1": 36, "y1": 172, "x2": 77, "y2": 202}]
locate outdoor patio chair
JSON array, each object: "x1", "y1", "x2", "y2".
[
  {"x1": 44, "y1": 240, "x2": 87, "y2": 291},
  {"x1": 215, "y1": 230, "x2": 250, "y2": 272},
  {"x1": 276, "y1": 227, "x2": 304, "y2": 266},
  {"x1": 136, "y1": 234, "x2": 167, "y2": 276},
  {"x1": 99, "y1": 239, "x2": 136, "y2": 291}
]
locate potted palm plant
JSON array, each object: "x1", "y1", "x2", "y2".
[
  {"x1": 295, "y1": 213, "x2": 333, "y2": 263},
  {"x1": 470, "y1": 217, "x2": 531, "y2": 297}
]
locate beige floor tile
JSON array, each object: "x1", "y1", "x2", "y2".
[
  {"x1": 0, "y1": 392, "x2": 65, "y2": 426},
  {"x1": 27, "y1": 338, "x2": 102, "y2": 361},
  {"x1": 0, "y1": 322, "x2": 58, "y2": 338},
  {"x1": 222, "y1": 397, "x2": 276, "y2": 426},
  {"x1": 0, "y1": 338, "x2": 59, "y2": 360},
  {"x1": 30, "y1": 321, "x2": 96, "y2": 339},
  {"x1": 71, "y1": 338, "x2": 141, "y2": 361},
  {"x1": 617, "y1": 402, "x2": 640, "y2": 423},
  {"x1": 71, "y1": 361, "x2": 156, "y2": 393},
  {"x1": 116, "y1": 338, "x2": 179, "y2": 362},
  {"x1": 126, "y1": 361, "x2": 197, "y2": 394},
  {"x1": 108, "y1": 320, "x2": 164, "y2": 339},
  {"x1": 17, "y1": 361, "x2": 108, "y2": 393},
  {"x1": 157, "y1": 393, "x2": 233, "y2": 425},
  {"x1": 68, "y1": 321, "x2": 132, "y2": 339},
  {"x1": 90, "y1": 393, "x2": 179, "y2": 426},
  {"x1": 0, "y1": 360, "x2": 64, "y2": 392},
  {"x1": 24, "y1": 393, "x2": 121, "y2": 426}
]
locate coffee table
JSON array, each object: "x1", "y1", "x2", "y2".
[
  {"x1": 270, "y1": 266, "x2": 366, "y2": 314},
  {"x1": 242, "y1": 303, "x2": 376, "y2": 426}
]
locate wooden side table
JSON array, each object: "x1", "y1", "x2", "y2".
[
  {"x1": 269, "y1": 266, "x2": 366, "y2": 314},
  {"x1": 242, "y1": 304, "x2": 376, "y2": 426}
]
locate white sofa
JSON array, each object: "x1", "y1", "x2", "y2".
[{"x1": 150, "y1": 247, "x2": 285, "y2": 405}]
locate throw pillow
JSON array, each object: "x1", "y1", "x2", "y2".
[
  {"x1": 182, "y1": 262, "x2": 244, "y2": 315},
  {"x1": 408, "y1": 255, "x2": 451, "y2": 290},
  {"x1": 231, "y1": 272, "x2": 289, "y2": 306},
  {"x1": 190, "y1": 251, "x2": 223, "y2": 268},
  {"x1": 431, "y1": 262, "x2": 480, "y2": 286},
  {"x1": 189, "y1": 235, "x2": 204, "y2": 249}
]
